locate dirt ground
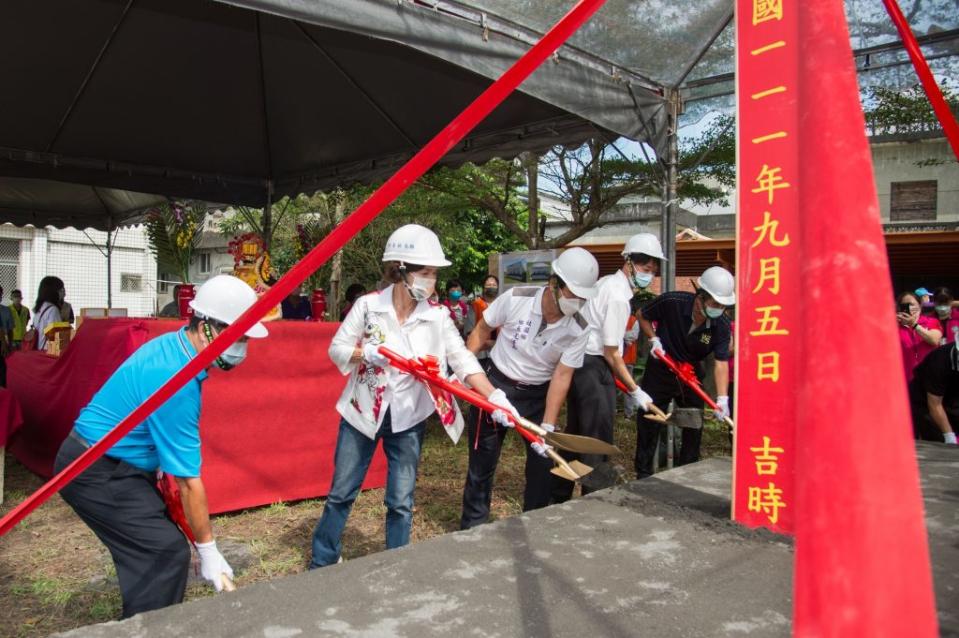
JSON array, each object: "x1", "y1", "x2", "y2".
[{"x1": 0, "y1": 411, "x2": 731, "y2": 638}]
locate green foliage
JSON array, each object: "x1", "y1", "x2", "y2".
[
  {"x1": 863, "y1": 82, "x2": 958, "y2": 136},
  {"x1": 144, "y1": 201, "x2": 205, "y2": 284}
]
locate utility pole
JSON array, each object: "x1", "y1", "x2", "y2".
[{"x1": 662, "y1": 88, "x2": 682, "y2": 291}]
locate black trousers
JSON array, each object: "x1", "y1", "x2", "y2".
[
  {"x1": 550, "y1": 354, "x2": 616, "y2": 503},
  {"x1": 55, "y1": 434, "x2": 190, "y2": 618},
  {"x1": 460, "y1": 365, "x2": 553, "y2": 529},
  {"x1": 635, "y1": 357, "x2": 706, "y2": 478}
]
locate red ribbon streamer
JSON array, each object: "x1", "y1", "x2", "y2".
[
  {"x1": 0, "y1": 0, "x2": 607, "y2": 537},
  {"x1": 881, "y1": 0, "x2": 959, "y2": 161}
]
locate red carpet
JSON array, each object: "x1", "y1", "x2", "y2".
[{"x1": 8, "y1": 318, "x2": 387, "y2": 513}]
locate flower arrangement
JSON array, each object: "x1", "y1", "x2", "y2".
[{"x1": 145, "y1": 201, "x2": 205, "y2": 285}]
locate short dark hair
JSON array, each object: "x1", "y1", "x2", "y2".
[
  {"x1": 627, "y1": 253, "x2": 659, "y2": 267},
  {"x1": 345, "y1": 283, "x2": 366, "y2": 303},
  {"x1": 387, "y1": 262, "x2": 427, "y2": 282},
  {"x1": 11, "y1": 289, "x2": 21, "y2": 297},
  {"x1": 445, "y1": 279, "x2": 462, "y2": 292},
  {"x1": 551, "y1": 274, "x2": 568, "y2": 292},
  {"x1": 897, "y1": 291, "x2": 920, "y2": 307},
  {"x1": 934, "y1": 287, "x2": 954, "y2": 305},
  {"x1": 483, "y1": 275, "x2": 499, "y2": 287},
  {"x1": 188, "y1": 314, "x2": 227, "y2": 333}
]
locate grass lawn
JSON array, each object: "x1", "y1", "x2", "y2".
[{"x1": 0, "y1": 409, "x2": 731, "y2": 637}]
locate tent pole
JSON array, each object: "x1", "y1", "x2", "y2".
[
  {"x1": 106, "y1": 217, "x2": 113, "y2": 309},
  {"x1": 662, "y1": 88, "x2": 680, "y2": 292}
]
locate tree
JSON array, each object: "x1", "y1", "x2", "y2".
[{"x1": 420, "y1": 117, "x2": 735, "y2": 250}]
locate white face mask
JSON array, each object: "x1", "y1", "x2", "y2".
[
  {"x1": 936, "y1": 305, "x2": 951, "y2": 318},
  {"x1": 705, "y1": 305, "x2": 725, "y2": 319},
  {"x1": 405, "y1": 274, "x2": 436, "y2": 301},
  {"x1": 220, "y1": 341, "x2": 247, "y2": 367},
  {"x1": 558, "y1": 295, "x2": 584, "y2": 317}
]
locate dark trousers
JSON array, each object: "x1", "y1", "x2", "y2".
[
  {"x1": 550, "y1": 354, "x2": 616, "y2": 504},
  {"x1": 635, "y1": 357, "x2": 705, "y2": 478},
  {"x1": 55, "y1": 434, "x2": 190, "y2": 618},
  {"x1": 460, "y1": 366, "x2": 552, "y2": 529}
]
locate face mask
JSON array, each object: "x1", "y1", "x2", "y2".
[
  {"x1": 935, "y1": 305, "x2": 951, "y2": 318},
  {"x1": 202, "y1": 323, "x2": 245, "y2": 370},
  {"x1": 405, "y1": 274, "x2": 436, "y2": 302},
  {"x1": 631, "y1": 272, "x2": 654, "y2": 289},
  {"x1": 921, "y1": 302, "x2": 936, "y2": 315},
  {"x1": 449, "y1": 290, "x2": 462, "y2": 302},
  {"x1": 705, "y1": 305, "x2": 725, "y2": 319},
  {"x1": 58, "y1": 289, "x2": 66, "y2": 302},
  {"x1": 558, "y1": 294, "x2": 584, "y2": 317},
  {"x1": 484, "y1": 287, "x2": 498, "y2": 298}
]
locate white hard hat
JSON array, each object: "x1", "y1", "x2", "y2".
[
  {"x1": 697, "y1": 266, "x2": 736, "y2": 306},
  {"x1": 552, "y1": 248, "x2": 599, "y2": 299},
  {"x1": 382, "y1": 224, "x2": 451, "y2": 267},
  {"x1": 621, "y1": 233, "x2": 667, "y2": 261},
  {"x1": 189, "y1": 275, "x2": 268, "y2": 338}
]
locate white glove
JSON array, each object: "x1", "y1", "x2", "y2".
[
  {"x1": 540, "y1": 423, "x2": 556, "y2": 433},
  {"x1": 362, "y1": 343, "x2": 389, "y2": 367},
  {"x1": 487, "y1": 388, "x2": 519, "y2": 428},
  {"x1": 715, "y1": 395, "x2": 730, "y2": 421},
  {"x1": 944, "y1": 432, "x2": 957, "y2": 445},
  {"x1": 649, "y1": 337, "x2": 665, "y2": 359},
  {"x1": 531, "y1": 440, "x2": 552, "y2": 458},
  {"x1": 629, "y1": 386, "x2": 654, "y2": 411},
  {"x1": 196, "y1": 540, "x2": 234, "y2": 592}
]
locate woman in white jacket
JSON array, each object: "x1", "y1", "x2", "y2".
[{"x1": 310, "y1": 224, "x2": 518, "y2": 568}]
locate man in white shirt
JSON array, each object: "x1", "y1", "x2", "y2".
[
  {"x1": 460, "y1": 248, "x2": 599, "y2": 529},
  {"x1": 551, "y1": 233, "x2": 663, "y2": 503}
]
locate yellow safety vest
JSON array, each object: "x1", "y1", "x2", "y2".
[{"x1": 10, "y1": 304, "x2": 29, "y2": 341}]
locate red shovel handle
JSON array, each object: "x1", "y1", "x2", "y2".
[{"x1": 378, "y1": 346, "x2": 544, "y2": 445}]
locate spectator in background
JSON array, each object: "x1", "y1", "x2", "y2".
[
  {"x1": 339, "y1": 283, "x2": 366, "y2": 322},
  {"x1": 933, "y1": 287, "x2": 959, "y2": 345},
  {"x1": 467, "y1": 275, "x2": 499, "y2": 359},
  {"x1": 443, "y1": 278, "x2": 468, "y2": 336},
  {"x1": 897, "y1": 291, "x2": 942, "y2": 383},
  {"x1": 909, "y1": 342, "x2": 959, "y2": 445},
  {"x1": 9, "y1": 289, "x2": 30, "y2": 349},
  {"x1": 60, "y1": 293, "x2": 75, "y2": 326},
  {"x1": 915, "y1": 287, "x2": 933, "y2": 305},
  {"x1": 32, "y1": 276, "x2": 64, "y2": 350},
  {"x1": 281, "y1": 286, "x2": 312, "y2": 320},
  {"x1": 158, "y1": 284, "x2": 183, "y2": 318}
]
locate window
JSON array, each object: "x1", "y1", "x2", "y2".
[
  {"x1": 120, "y1": 274, "x2": 143, "y2": 292},
  {"x1": 199, "y1": 252, "x2": 212, "y2": 274},
  {"x1": 0, "y1": 239, "x2": 19, "y2": 304},
  {"x1": 890, "y1": 180, "x2": 937, "y2": 221},
  {"x1": 157, "y1": 272, "x2": 171, "y2": 294}
]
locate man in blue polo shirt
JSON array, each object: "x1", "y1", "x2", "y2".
[
  {"x1": 635, "y1": 266, "x2": 734, "y2": 478},
  {"x1": 54, "y1": 275, "x2": 268, "y2": 618}
]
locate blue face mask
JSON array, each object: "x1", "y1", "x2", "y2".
[
  {"x1": 705, "y1": 305, "x2": 725, "y2": 319},
  {"x1": 450, "y1": 290, "x2": 462, "y2": 301},
  {"x1": 631, "y1": 272, "x2": 654, "y2": 289}
]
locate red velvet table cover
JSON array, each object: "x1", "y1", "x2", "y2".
[
  {"x1": 0, "y1": 387, "x2": 24, "y2": 447},
  {"x1": 7, "y1": 318, "x2": 387, "y2": 513}
]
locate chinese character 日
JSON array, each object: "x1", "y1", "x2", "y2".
[{"x1": 757, "y1": 352, "x2": 781, "y2": 382}]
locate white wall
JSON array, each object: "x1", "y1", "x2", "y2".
[
  {"x1": 871, "y1": 138, "x2": 958, "y2": 223},
  {"x1": 0, "y1": 224, "x2": 158, "y2": 317}
]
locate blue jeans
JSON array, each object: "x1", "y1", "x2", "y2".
[{"x1": 310, "y1": 411, "x2": 426, "y2": 568}]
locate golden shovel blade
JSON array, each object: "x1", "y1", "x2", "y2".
[
  {"x1": 643, "y1": 404, "x2": 672, "y2": 423},
  {"x1": 221, "y1": 574, "x2": 236, "y2": 592},
  {"x1": 544, "y1": 431, "x2": 620, "y2": 455},
  {"x1": 549, "y1": 459, "x2": 594, "y2": 482}
]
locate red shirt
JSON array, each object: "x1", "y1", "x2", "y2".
[
  {"x1": 936, "y1": 308, "x2": 959, "y2": 346},
  {"x1": 900, "y1": 315, "x2": 941, "y2": 382}
]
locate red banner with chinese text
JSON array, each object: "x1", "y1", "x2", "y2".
[{"x1": 732, "y1": 0, "x2": 797, "y2": 534}]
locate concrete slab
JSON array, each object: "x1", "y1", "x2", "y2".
[{"x1": 55, "y1": 443, "x2": 958, "y2": 638}]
